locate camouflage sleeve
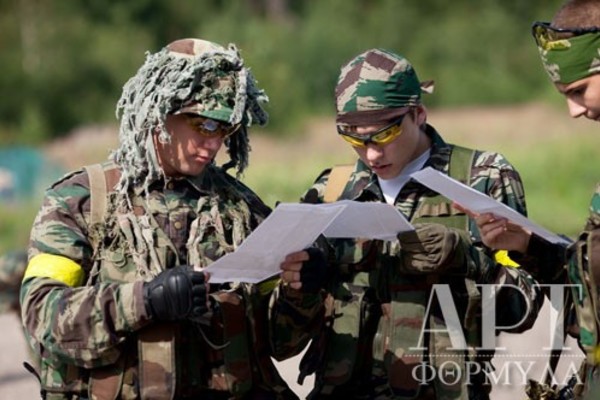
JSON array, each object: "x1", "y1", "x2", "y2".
[
  {"x1": 564, "y1": 185, "x2": 600, "y2": 354},
  {"x1": 584, "y1": 185, "x2": 600, "y2": 287},
  {"x1": 299, "y1": 168, "x2": 332, "y2": 205},
  {"x1": 21, "y1": 172, "x2": 150, "y2": 368},
  {"x1": 508, "y1": 233, "x2": 568, "y2": 283},
  {"x1": 269, "y1": 285, "x2": 325, "y2": 360},
  {"x1": 470, "y1": 150, "x2": 527, "y2": 225},
  {"x1": 585, "y1": 184, "x2": 600, "y2": 231},
  {"x1": 268, "y1": 225, "x2": 329, "y2": 360},
  {"x1": 469, "y1": 151, "x2": 544, "y2": 333}
]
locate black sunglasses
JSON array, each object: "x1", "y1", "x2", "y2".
[{"x1": 532, "y1": 21, "x2": 600, "y2": 48}]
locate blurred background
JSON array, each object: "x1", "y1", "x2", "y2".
[
  {"x1": 0, "y1": 0, "x2": 596, "y2": 397},
  {"x1": 1, "y1": 0, "x2": 596, "y2": 253}
]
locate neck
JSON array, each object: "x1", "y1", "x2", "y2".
[{"x1": 411, "y1": 127, "x2": 432, "y2": 163}]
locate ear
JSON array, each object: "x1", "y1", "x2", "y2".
[{"x1": 414, "y1": 105, "x2": 427, "y2": 126}]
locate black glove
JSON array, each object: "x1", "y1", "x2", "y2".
[
  {"x1": 398, "y1": 223, "x2": 469, "y2": 274},
  {"x1": 143, "y1": 265, "x2": 208, "y2": 321},
  {"x1": 300, "y1": 247, "x2": 329, "y2": 293}
]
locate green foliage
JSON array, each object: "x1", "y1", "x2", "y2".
[
  {"x1": 1, "y1": 0, "x2": 593, "y2": 251},
  {"x1": 0, "y1": 0, "x2": 565, "y2": 142},
  {"x1": 515, "y1": 136, "x2": 598, "y2": 239},
  {"x1": 0, "y1": 202, "x2": 37, "y2": 255}
]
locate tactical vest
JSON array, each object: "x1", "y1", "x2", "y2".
[
  {"x1": 39, "y1": 163, "x2": 292, "y2": 400},
  {"x1": 305, "y1": 145, "x2": 483, "y2": 400}
]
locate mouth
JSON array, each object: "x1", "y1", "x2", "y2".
[
  {"x1": 370, "y1": 164, "x2": 390, "y2": 173},
  {"x1": 193, "y1": 154, "x2": 213, "y2": 164}
]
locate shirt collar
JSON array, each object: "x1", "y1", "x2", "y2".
[{"x1": 351, "y1": 124, "x2": 451, "y2": 200}]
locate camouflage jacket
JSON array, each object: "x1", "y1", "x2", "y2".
[
  {"x1": 575, "y1": 186, "x2": 600, "y2": 395},
  {"x1": 568, "y1": 185, "x2": 600, "y2": 363},
  {"x1": 0, "y1": 249, "x2": 27, "y2": 313},
  {"x1": 21, "y1": 161, "x2": 297, "y2": 400},
  {"x1": 511, "y1": 185, "x2": 600, "y2": 398},
  {"x1": 271, "y1": 126, "x2": 544, "y2": 400}
]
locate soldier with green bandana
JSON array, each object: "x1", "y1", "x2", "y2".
[
  {"x1": 272, "y1": 48, "x2": 544, "y2": 399},
  {"x1": 20, "y1": 38, "x2": 303, "y2": 400},
  {"x1": 463, "y1": 1, "x2": 600, "y2": 398}
]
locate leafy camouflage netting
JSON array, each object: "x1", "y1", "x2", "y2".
[{"x1": 111, "y1": 41, "x2": 268, "y2": 210}]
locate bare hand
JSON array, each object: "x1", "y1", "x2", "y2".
[{"x1": 453, "y1": 202, "x2": 531, "y2": 253}]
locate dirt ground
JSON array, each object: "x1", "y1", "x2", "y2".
[{"x1": 2, "y1": 103, "x2": 591, "y2": 398}]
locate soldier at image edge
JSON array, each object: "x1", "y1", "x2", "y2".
[{"x1": 458, "y1": 0, "x2": 600, "y2": 398}]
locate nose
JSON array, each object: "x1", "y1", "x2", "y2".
[
  {"x1": 566, "y1": 97, "x2": 587, "y2": 119},
  {"x1": 364, "y1": 143, "x2": 384, "y2": 162},
  {"x1": 200, "y1": 135, "x2": 224, "y2": 151}
]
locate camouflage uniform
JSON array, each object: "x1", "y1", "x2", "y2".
[
  {"x1": 526, "y1": 23, "x2": 600, "y2": 398},
  {"x1": 271, "y1": 49, "x2": 544, "y2": 400},
  {"x1": 0, "y1": 250, "x2": 27, "y2": 313},
  {"x1": 20, "y1": 39, "x2": 297, "y2": 400},
  {"x1": 514, "y1": 185, "x2": 600, "y2": 399}
]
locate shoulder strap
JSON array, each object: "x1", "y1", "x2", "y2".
[
  {"x1": 323, "y1": 164, "x2": 354, "y2": 203},
  {"x1": 84, "y1": 163, "x2": 121, "y2": 226},
  {"x1": 84, "y1": 164, "x2": 108, "y2": 226},
  {"x1": 448, "y1": 145, "x2": 475, "y2": 185}
]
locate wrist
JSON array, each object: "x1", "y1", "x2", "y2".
[
  {"x1": 518, "y1": 232, "x2": 533, "y2": 254},
  {"x1": 142, "y1": 281, "x2": 156, "y2": 321}
]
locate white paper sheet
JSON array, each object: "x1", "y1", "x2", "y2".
[
  {"x1": 204, "y1": 200, "x2": 413, "y2": 283},
  {"x1": 410, "y1": 167, "x2": 571, "y2": 245}
]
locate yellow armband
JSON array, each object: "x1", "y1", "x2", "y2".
[
  {"x1": 258, "y1": 276, "x2": 280, "y2": 296},
  {"x1": 494, "y1": 250, "x2": 520, "y2": 268},
  {"x1": 593, "y1": 345, "x2": 600, "y2": 366},
  {"x1": 23, "y1": 253, "x2": 84, "y2": 287}
]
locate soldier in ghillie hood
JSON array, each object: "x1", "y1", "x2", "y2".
[
  {"x1": 273, "y1": 49, "x2": 545, "y2": 399},
  {"x1": 462, "y1": 1, "x2": 600, "y2": 398},
  {"x1": 20, "y1": 38, "x2": 303, "y2": 399}
]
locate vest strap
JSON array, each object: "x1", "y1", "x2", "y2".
[
  {"x1": 88, "y1": 357, "x2": 125, "y2": 400},
  {"x1": 323, "y1": 164, "x2": 354, "y2": 202},
  {"x1": 138, "y1": 325, "x2": 177, "y2": 399},
  {"x1": 85, "y1": 164, "x2": 108, "y2": 227}
]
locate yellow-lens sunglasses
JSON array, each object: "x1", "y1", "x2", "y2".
[{"x1": 337, "y1": 117, "x2": 404, "y2": 148}]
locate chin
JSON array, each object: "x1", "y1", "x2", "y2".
[{"x1": 187, "y1": 167, "x2": 206, "y2": 176}]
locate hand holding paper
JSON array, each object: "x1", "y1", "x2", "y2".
[
  {"x1": 453, "y1": 203, "x2": 532, "y2": 253},
  {"x1": 204, "y1": 200, "x2": 413, "y2": 283}
]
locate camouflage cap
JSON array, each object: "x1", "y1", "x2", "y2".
[
  {"x1": 168, "y1": 39, "x2": 238, "y2": 123},
  {"x1": 335, "y1": 49, "x2": 431, "y2": 125}
]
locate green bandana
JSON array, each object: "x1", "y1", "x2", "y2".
[
  {"x1": 536, "y1": 32, "x2": 600, "y2": 84},
  {"x1": 335, "y1": 49, "x2": 426, "y2": 125}
]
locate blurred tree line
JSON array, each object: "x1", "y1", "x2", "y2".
[{"x1": 1, "y1": 0, "x2": 563, "y2": 145}]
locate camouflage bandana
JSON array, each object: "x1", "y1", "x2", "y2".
[
  {"x1": 335, "y1": 48, "x2": 432, "y2": 125},
  {"x1": 112, "y1": 38, "x2": 269, "y2": 202},
  {"x1": 534, "y1": 30, "x2": 600, "y2": 84}
]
